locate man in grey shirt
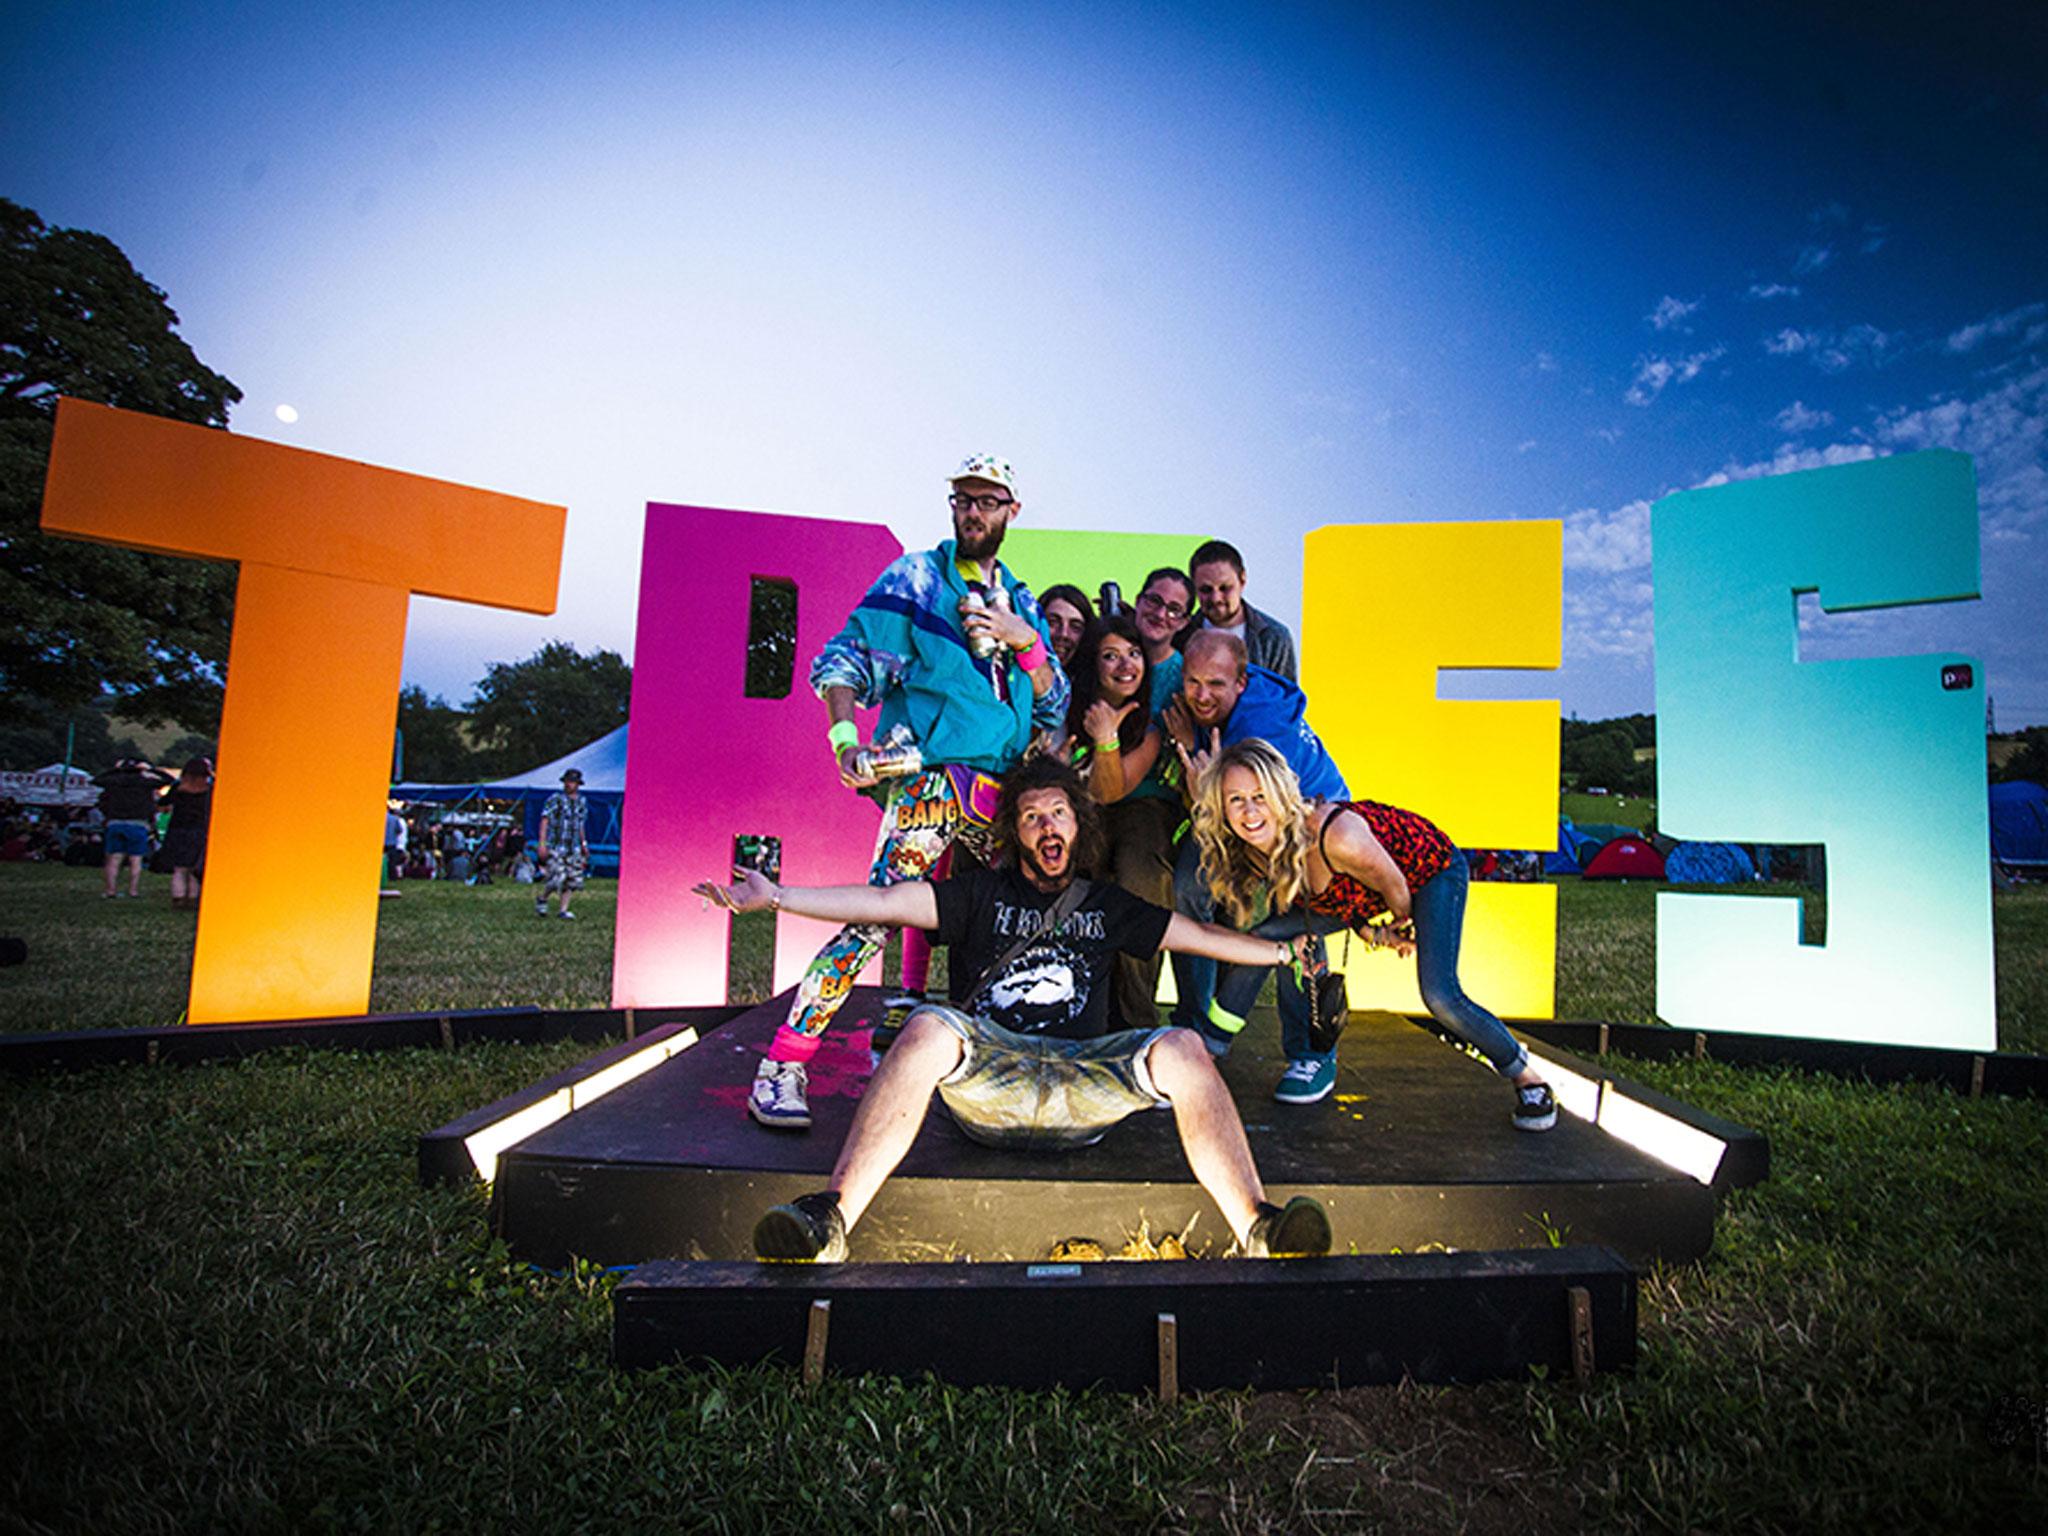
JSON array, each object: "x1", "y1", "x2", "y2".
[{"x1": 1190, "y1": 538, "x2": 1296, "y2": 681}]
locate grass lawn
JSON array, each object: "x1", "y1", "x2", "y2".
[
  {"x1": 1559, "y1": 791, "x2": 1657, "y2": 833},
  {"x1": 2, "y1": 864, "x2": 2046, "y2": 1528},
  {"x1": 4, "y1": 864, "x2": 2041, "y2": 1052}
]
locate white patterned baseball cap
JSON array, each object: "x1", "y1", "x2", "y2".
[{"x1": 947, "y1": 453, "x2": 1018, "y2": 495}]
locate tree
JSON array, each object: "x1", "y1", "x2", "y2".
[
  {"x1": 1574, "y1": 729, "x2": 1639, "y2": 792},
  {"x1": 464, "y1": 642, "x2": 631, "y2": 777},
  {"x1": 1994, "y1": 726, "x2": 2048, "y2": 788},
  {"x1": 0, "y1": 694, "x2": 140, "y2": 773},
  {"x1": 162, "y1": 733, "x2": 218, "y2": 770},
  {"x1": 1561, "y1": 712, "x2": 1657, "y2": 794},
  {"x1": 0, "y1": 197, "x2": 243, "y2": 735},
  {"x1": 395, "y1": 685, "x2": 481, "y2": 783}
]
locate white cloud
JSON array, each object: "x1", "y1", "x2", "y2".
[
  {"x1": 1824, "y1": 323, "x2": 1897, "y2": 372},
  {"x1": 1564, "y1": 579, "x2": 1655, "y2": 661},
  {"x1": 1563, "y1": 498, "x2": 1652, "y2": 573},
  {"x1": 1624, "y1": 345, "x2": 1726, "y2": 406},
  {"x1": 1810, "y1": 201, "x2": 1851, "y2": 226},
  {"x1": 1648, "y1": 295, "x2": 1701, "y2": 331},
  {"x1": 1516, "y1": 438, "x2": 1538, "y2": 453},
  {"x1": 1876, "y1": 363, "x2": 2048, "y2": 541},
  {"x1": 1793, "y1": 244, "x2": 1834, "y2": 276},
  {"x1": 1945, "y1": 301, "x2": 2047, "y2": 354},
  {"x1": 1532, "y1": 350, "x2": 1560, "y2": 373},
  {"x1": 1762, "y1": 322, "x2": 1897, "y2": 372},
  {"x1": 1560, "y1": 363, "x2": 2048, "y2": 689},
  {"x1": 1747, "y1": 282, "x2": 1801, "y2": 300},
  {"x1": 1693, "y1": 440, "x2": 1880, "y2": 491},
  {"x1": 1773, "y1": 400, "x2": 1834, "y2": 434}
]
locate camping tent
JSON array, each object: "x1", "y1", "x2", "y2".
[
  {"x1": 1573, "y1": 821, "x2": 1642, "y2": 848},
  {"x1": 0, "y1": 764, "x2": 99, "y2": 807},
  {"x1": 394, "y1": 726, "x2": 627, "y2": 874},
  {"x1": 1991, "y1": 780, "x2": 2048, "y2": 868},
  {"x1": 1664, "y1": 841, "x2": 1757, "y2": 884},
  {"x1": 1545, "y1": 818, "x2": 1595, "y2": 875},
  {"x1": 1582, "y1": 837, "x2": 1666, "y2": 881}
]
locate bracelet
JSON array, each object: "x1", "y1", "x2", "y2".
[
  {"x1": 827, "y1": 720, "x2": 859, "y2": 753},
  {"x1": 1274, "y1": 940, "x2": 1289, "y2": 966},
  {"x1": 1093, "y1": 739, "x2": 1121, "y2": 751},
  {"x1": 1012, "y1": 637, "x2": 1048, "y2": 672},
  {"x1": 769, "y1": 884, "x2": 783, "y2": 913}
]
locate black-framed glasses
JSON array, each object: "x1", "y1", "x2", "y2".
[
  {"x1": 948, "y1": 492, "x2": 1014, "y2": 514},
  {"x1": 1137, "y1": 592, "x2": 1189, "y2": 621}
]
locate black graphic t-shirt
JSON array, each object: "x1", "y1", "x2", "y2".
[{"x1": 931, "y1": 868, "x2": 1173, "y2": 1040}]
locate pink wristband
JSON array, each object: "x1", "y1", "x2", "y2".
[{"x1": 1013, "y1": 637, "x2": 1048, "y2": 672}]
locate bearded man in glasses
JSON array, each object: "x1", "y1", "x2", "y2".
[{"x1": 746, "y1": 453, "x2": 1070, "y2": 1130}]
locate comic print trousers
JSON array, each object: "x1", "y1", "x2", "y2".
[{"x1": 768, "y1": 767, "x2": 1001, "y2": 1062}]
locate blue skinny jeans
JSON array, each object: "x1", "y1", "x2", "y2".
[{"x1": 1202, "y1": 851, "x2": 1529, "y2": 1079}]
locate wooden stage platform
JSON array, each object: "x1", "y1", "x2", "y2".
[{"x1": 454, "y1": 988, "x2": 1763, "y2": 1270}]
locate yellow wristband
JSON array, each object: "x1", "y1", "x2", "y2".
[{"x1": 827, "y1": 721, "x2": 859, "y2": 753}]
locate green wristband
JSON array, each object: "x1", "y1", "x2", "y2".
[{"x1": 827, "y1": 720, "x2": 860, "y2": 753}]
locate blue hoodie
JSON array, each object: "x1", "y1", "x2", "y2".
[
  {"x1": 1220, "y1": 664, "x2": 1349, "y2": 800},
  {"x1": 809, "y1": 540, "x2": 1069, "y2": 772}
]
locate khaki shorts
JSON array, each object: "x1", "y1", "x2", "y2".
[{"x1": 917, "y1": 1004, "x2": 1172, "y2": 1151}]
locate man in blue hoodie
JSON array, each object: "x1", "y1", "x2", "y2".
[
  {"x1": 748, "y1": 453, "x2": 1070, "y2": 1129},
  {"x1": 1164, "y1": 629, "x2": 1349, "y2": 1100}
]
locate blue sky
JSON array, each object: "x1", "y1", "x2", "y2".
[{"x1": 5, "y1": 0, "x2": 2044, "y2": 724}]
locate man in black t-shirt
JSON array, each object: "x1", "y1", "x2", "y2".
[{"x1": 695, "y1": 755, "x2": 1331, "y2": 1263}]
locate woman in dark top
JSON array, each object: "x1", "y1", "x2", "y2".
[
  {"x1": 1189, "y1": 738, "x2": 1556, "y2": 1130},
  {"x1": 1060, "y1": 614, "x2": 1161, "y2": 801},
  {"x1": 1037, "y1": 584, "x2": 1096, "y2": 671},
  {"x1": 1059, "y1": 614, "x2": 1183, "y2": 1029},
  {"x1": 162, "y1": 757, "x2": 213, "y2": 910}
]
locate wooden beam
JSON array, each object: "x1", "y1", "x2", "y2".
[
  {"x1": 614, "y1": 1248, "x2": 1639, "y2": 1391},
  {"x1": 1157, "y1": 1313, "x2": 1179, "y2": 1404},
  {"x1": 802, "y1": 1299, "x2": 831, "y2": 1387}
]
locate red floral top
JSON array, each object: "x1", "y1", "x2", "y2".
[{"x1": 1302, "y1": 800, "x2": 1458, "y2": 927}]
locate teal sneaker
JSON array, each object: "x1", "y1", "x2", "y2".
[{"x1": 1273, "y1": 1056, "x2": 1336, "y2": 1105}]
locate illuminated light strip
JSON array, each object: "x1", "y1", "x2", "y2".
[
  {"x1": 463, "y1": 1027, "x2": 700, "y2": 1182},
  {"x1": 572, "y1": 1028, "x2": 698, "y2": 1108},
  {"x1": 1595, "y1": 1090, "x2": 1727, "y2": 1186},
  {"x1": 1522, "y1": 1047, "x2": 1728, "y2": 1186},
  {"x1": 464, "y1": 1091, "x2": 572, "y2": 1185},
  {"x1": 1525, "y1": 1049, "x2": 1602, "y2": 1124}
]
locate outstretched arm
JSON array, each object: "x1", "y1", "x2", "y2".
[
  {"x1": 1161, "y1": 913, "x2": 1313, "y2": 969},
  {"x1": 694, "y1": 867, "x2": 940, "y2": 930}
]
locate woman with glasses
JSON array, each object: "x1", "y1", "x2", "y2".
[
  {"x1": 1188, "y1": 738, "x2": 1558, "y2": 1130},
  {"x1": 1132, "y1": 566, "x2": 1196, "y2": 712}
]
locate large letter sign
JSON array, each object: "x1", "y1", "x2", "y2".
[
  {"x1": 39, "y1": 399, "x2": 565, "y2": 1024},
  {"x1": 612, "y1": 505, "x2": 904, "y2": 1006},
  {"x1": 998, "y1": 529, "x2": 1195, "y2": 615},
  {"x1": 1652, "y1": 451, "x2": 1994, "y2": 1049},
  {"x1": 1302, "y1": 521, "x2": 1562, "y2": 1019}
]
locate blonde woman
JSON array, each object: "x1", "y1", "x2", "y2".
[{"x1": 1191, "y1": 739, "x2": 1556, "y2": 1130}]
